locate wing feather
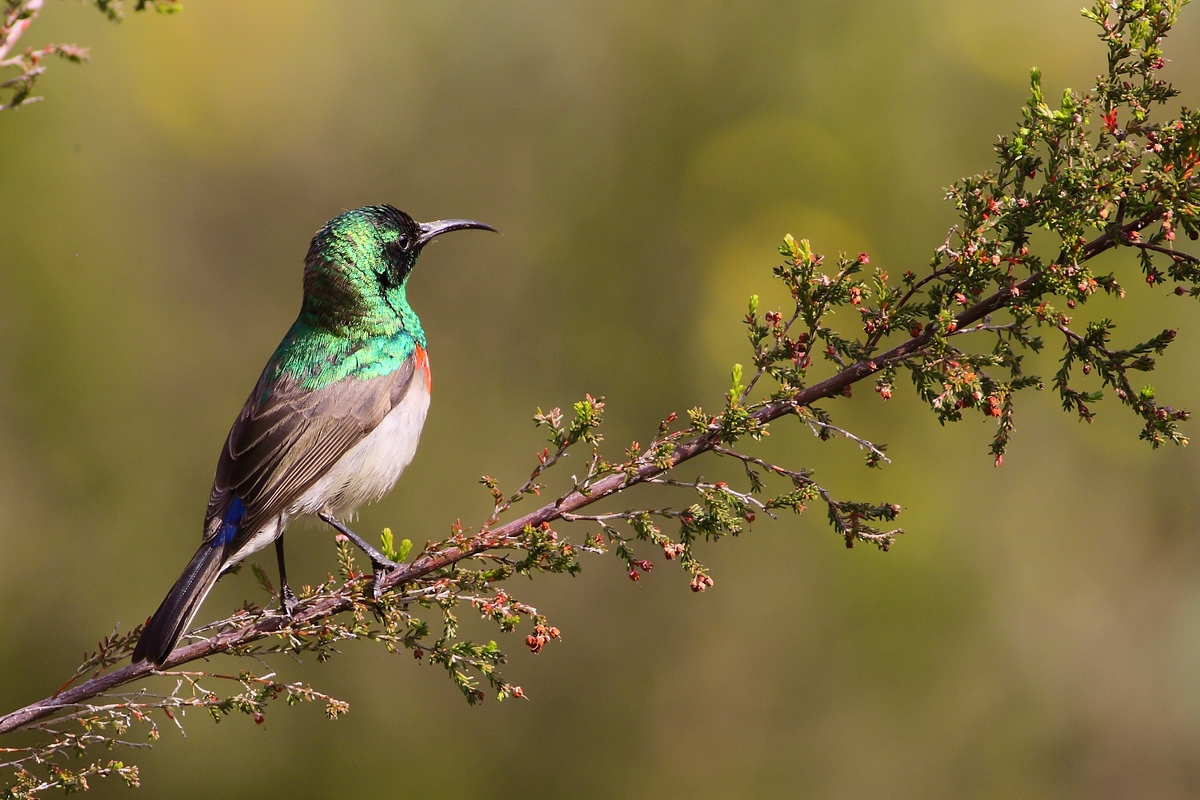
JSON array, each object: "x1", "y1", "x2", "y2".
[{"x1": 204, "y1": 355, "x2": 418, "y2": 551}]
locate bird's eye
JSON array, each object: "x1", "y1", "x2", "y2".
[{"x1": 397, "y1": 235, "x2": 410, "y2": 250}]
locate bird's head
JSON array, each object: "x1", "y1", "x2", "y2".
[{"x1": 301, "y1": 204, "x2": 495, "y2": 332}]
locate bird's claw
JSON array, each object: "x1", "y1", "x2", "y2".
[
  {"x1": 370, "y1": 560, "x2": 397, "y2": 601},
  {"x1": 281, "y1": 585, "x2": 299, "y2": 618}
]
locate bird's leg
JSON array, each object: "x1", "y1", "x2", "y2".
[
  {"x1": 317, "y1": 512, "x2": 398, "y2": 600},
  {"x1": 275, "y1": 534, "x2": 298, "y2": 617}
]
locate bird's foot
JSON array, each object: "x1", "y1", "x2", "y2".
[
  {"x1": 281, "y1": 583, "x2": 299, "y2": 618},
  {"x1": 318, "y1": 512, "x2": 399, "y2": 600},
  {"x1": 369, "y1": 560, "x2": 396, "y2": 601}
]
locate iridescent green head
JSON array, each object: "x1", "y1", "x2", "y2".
[{"x1": 300, "y1": 205, "x2": 494, "y2": 334}]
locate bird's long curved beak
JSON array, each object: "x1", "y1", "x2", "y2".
[{"x1": 417, "y1": 219, "x2": 498, "y2": 246}]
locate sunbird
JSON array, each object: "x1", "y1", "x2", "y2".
[{"x1": 132, "y1": 205, "x2": 495, "y2": 666}]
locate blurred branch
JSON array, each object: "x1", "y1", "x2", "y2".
[
  {"x1": 4, "y1": 0, "x2": 1200, "y2": 796},
  {"x1": 0, "y1": 0, "x2": 40, "y2": 61},
  {"x1": 0, "y1": 0, "x2": 178, "y2": 112}
]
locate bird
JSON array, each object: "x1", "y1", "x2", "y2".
[{"x1": 132, "y1": 205, "x2": 495, "y2": 667}]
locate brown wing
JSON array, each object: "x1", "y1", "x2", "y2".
[{"x1": 204, "y1": 356, "x2": 417, "y2": 552}]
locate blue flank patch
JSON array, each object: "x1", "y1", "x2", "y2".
[{"x1": 213, "y1": 497, "x2": 245, "y2": 549}]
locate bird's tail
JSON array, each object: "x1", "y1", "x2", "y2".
[{"x1": 132, "y1": 542, "x2": 226, "y2": 667}]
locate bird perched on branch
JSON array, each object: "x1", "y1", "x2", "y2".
[{"x1": 132, "y1": 205, "x2": 495, "y2": 667}]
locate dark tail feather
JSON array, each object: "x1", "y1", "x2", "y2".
[{"x1": 132, "y1": 543, "x2": 226, "y2": 667}]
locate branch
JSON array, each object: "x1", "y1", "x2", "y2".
[
  {"x1": 0, "y1": 0, "x2": 179, "y2": 111},
  {"x1": 0, "y1": 0, "x2": 41, "y2": 62},
  {"x1": 0, "y1": 207, "x2": 1159, "y2": 737}
]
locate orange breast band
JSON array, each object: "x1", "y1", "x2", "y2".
[{"x1": 413, "y1": 345, "x2": 431, "y2": 391}]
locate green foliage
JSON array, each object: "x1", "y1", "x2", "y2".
[
  {"x1": 733, "y1": 0, "x2": 1200, "y2": 463},
  {"x1": 93, "y1": 0, "x2": 182, "y2": 21},
  {"x1": 379, "y1": 528, "x2": 412, "y2": 563}
]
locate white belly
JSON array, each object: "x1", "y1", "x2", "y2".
[
  {"x1": 298, "y1": 369, "x2": 431, "y2": 515},
  {"x1": 226, "y1": 368, "x2": 430, "y2": 564}
]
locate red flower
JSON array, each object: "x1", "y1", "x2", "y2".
[{"x1": 1102, "y1": 108, "x2": 1119, "y2": 133}]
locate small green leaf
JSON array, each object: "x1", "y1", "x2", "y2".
[
  {"x1": 380, "y1": 527, "x2": 394, "y2": 557},
  {"x1": 730, "y1": 363, "x2": 744, "y2": 400},
  {"x1": 380, "y1": 528, "x2": 401, "y2": 562},
  {"x1": 251, "y1": 563, "x2": 274, "y2": 596},
  {"x1": 380, "y1": 528, "x2": 413, "y2": 562}
]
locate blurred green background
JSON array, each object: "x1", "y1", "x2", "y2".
[{"x1": 5, "y1": 1, "x2": 1200, "y2": 797}]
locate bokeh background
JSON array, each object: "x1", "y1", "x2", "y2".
[{"x1": 5, "y1": 1, "x2": 1200, "y2": 797}]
